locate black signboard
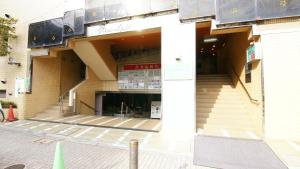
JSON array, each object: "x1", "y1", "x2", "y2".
[
  {"x1": 28, "y1": 21, "x2": 44, "y2": 48},
  {"x1": 179, "y1": 0, "x2": 215, "y2": 20},
  {"x1": 151, "y1": 0, "x2": 178, "y2": 13},
  {"x1": 85, "y1": 0, "x2": 105, "y2": 23},
  {"x1": 44, "y1": 18, "x2": 63, "y2": 47},
  {"x1": 257, "y1": 0, "x2": 300, "y2": 20},
  {"x1": 63, "y1": 9, "x2": 85, "y2": 37},
  {"x1": 105, "y1": 0, "x2": 128, "y2": 20},
  {"x1": 216, "y1": 0, "x2": 256, "y2": 24}
]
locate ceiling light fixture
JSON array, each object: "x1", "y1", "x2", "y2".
[{"x1": 203, "y1": 37, "x2": 218, "y2": 43}]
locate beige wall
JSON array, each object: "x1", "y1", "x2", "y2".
[
  {"x1": 225, "y1": 32, "x2": 263, "y2": 133},
  {"x1": 0, "y1": 57, "x2": 8, "y2": 91},
  {"x1": 60, "y1": 50, "x2": 84, "y2": 94},
  {"x1": 0, "y1": 0, "x2": 65, "y2": 118},
  {"x1": 257, "y1": 22, "x2": 300, "y2": 140},
  {"x1": 23, "y1": 56, "x2": 61, "y2": 118}
]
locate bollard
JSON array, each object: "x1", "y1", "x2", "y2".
[{"x1": 129, "y1": 139, "x2": 138, "y2": 169}]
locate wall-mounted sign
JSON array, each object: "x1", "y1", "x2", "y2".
[
  {"x1": 247, "y1": 43, "x2": 262, "y2": 63},
  {"x1": 151, "y1": 101, "x2": 161, "y2": 119},
  {"x1": 118, "y1": 64, "x2": 161, "y2": 90},
  {"x1": 15, "y1": 77, "x2": 25, "y2": 97}
]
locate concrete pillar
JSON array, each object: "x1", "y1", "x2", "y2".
[{"x1": 161, "y1": 21, "x2": 196, "y2": 137}]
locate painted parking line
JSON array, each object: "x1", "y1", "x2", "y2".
[
  {"x1": 246, "y1": 131, "x2": 259, "y2": 139},
  {"x1": 221, "y1": 129, "x2": 230, "y2": 137},
  {"x1": 16, "y1": 122, "x2": 34, "y2": 127},
  {"x1": 29, "y1": 123, "x2": 47, "y2": 129},
  {"x1": 142, "y1": 133, "x2": 154, "y2": 144},
  {"x1": 67, "y1": 116, "x2": 92, "y2": 123},
  {"x1": 114, "y1": 131, "x2": 131, "y2": 146},
  {"x1": 57, "y1": 126, "x2": 76, "y2": 134},
  {"x1": 152, "y1": 122, "x2": 161, "y2": 131},
  {"x1": 4, "y1": 120, "x2": 23, "y2": 126},
  {"x1": 95, "y1": 129, "x2": 110, "y2": 139},
  {"x1": 97, "y1": 118, "x2": 118, "y2": 125},
  {"x1": 44, "y1": 124, "x2": 61, "y2": 131},
  {"x1": 132, "y1": 120, "x2": 148, "y2": 129},
  {"x1": 287, "y1": 141, "x2": 300, "y2": 152},
  {"x1": 114, "y1": 119, "x2": 133, "y2": 127},
  {"x1": 81, "y1": 117, "x2": 105, "y2": 124},
  {"x1": 56, "y1": 115, "x2": 82, "y2": 122},
  {"x1": 73, "y1": 127, "x2": 95, "y2": 138}
]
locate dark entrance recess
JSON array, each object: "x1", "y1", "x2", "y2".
[{"x1": 99, "y1": 93, "x2": 161, "y2": 118}]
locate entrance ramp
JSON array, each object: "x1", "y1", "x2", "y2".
[
  {"x1": 194, "y1": 135, "x2": 288, "y2": 169},
  {"x1": 29, "y1": 115, "x2": 161, "y2": 132}
]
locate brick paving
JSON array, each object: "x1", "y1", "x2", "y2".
[{"x1": 0, "y1": 125, "x2": 197, "y2": 169}]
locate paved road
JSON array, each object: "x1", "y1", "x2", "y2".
[{"x1": 0, "y1": 127, "x2": 194, "y2": 169}]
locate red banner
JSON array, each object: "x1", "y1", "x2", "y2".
[{"x1": 123, "y1": 64, "x2": 161, "y2": 70}]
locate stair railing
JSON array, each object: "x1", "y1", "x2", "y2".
[{"x1": 228, "y1": 63, "x2": 259, "y2": 104}]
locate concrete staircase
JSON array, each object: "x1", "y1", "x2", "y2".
[
  {"x1": 196, "y1": 74, "x2": 257, "y2": 134},
  {"x1": 34, "y1": 96, "x2": 73, "y2": 119}
]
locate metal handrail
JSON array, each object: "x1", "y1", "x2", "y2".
[
  {"x1": 229, "y1": 63, "x2": 259, "y2": 104},
  {"x1": 79, "y1": 100, "x2": 96, "y2": 112}
]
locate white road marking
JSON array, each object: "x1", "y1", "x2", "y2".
[
  {"x1": 44, "y1": 124, "x2": 61, "y2": 131},
  {"x1": 142, "y1": 133, "x2": 154, "y2": 144},
  {"x1": 57, "y1": 126, "x2": 76, "y2": 134},
  {"x1": 152, "y1": 122, "x2": 161, "y2": 131},
  {"x1": 114, "y1": 131, "x2": 131, "y2": 146},
  {"x1": 95, "y1": 129, "x2": 110, "y2": 139},
  {"x1": 287, "y1": 141, "x2": 300, "y2": 152},
  {"x1": 97, "y1": 118, "x2": 118, "y2": 125},
  {"x1": 221, "y1": 129, "x2": 230, "y2": 137},
  {"x1": 4, "y1": 120, "x2": 23, "y2": 126},
  {"x1": 114, "y1": 119, "x2": 133, "y2": 127},
  {"x1": 29, "y1": 123, "x2": 47, "y2": 129},
  {"x1": 73, "y1": 127, "x2": 94, "y2": 138},
  {"x1": 16, "y1": 122, "x2": 34, "y2": 127},
  {"x1": 67, "y1": 116, "x2": 92, "y2": 123},
  {"x1": 57, "y1": 115, "x2": 82, "y2": 122},
  {"x1": 246, "y1": 131, "x2": 259, "y2": 139},
  {"x1": 81, "y1": 117, "x2": 105, "y2": 124},
  {"x1": 132, "y1": 120, "x2": 148, "y2": 129},
  {"x1": 40, "y1": 117, "x2": 55, "y2": 121}
]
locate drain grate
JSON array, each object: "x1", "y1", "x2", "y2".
[{"x1": 33, "y1": 138, "x2": 55, "y2": 144}]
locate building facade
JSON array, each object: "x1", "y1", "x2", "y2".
[{"x1": 0, "y1": 0, "x2": 300, "y2": 141}]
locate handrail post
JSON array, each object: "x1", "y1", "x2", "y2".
[{"x1": 129, "y1": 139, "x2": 138, "y2": 169}]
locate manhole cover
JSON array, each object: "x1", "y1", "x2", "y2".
[
  {"x1": 4, "y1": 164, "x2": 25, "y2": 169},
  {"x1": 33, "y1": 138, "x2": 54, "y2": 144}
]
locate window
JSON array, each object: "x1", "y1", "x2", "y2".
[
  {"x1": 245, "y1": 63, "x2": 252, "y2": 83},
  {"x1": 0, "y1": 90, "x2": 6, "y2": 98}
]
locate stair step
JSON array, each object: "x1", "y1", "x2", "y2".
[
  {"x1": 197, "y1": 123, "x2": 256, "y2": 131},
  {"x1": 196, "y1": 81, "x2": 232, "y2": 85},
  {"x1": 196, "y1": 98, "x2": 242, "y2": 103},
  {"x1": 196, "y1": 85, "x2": 234, "y2": 89},
  {"x1": 197, "y1": 118, "x2": 254, "y2": 126}
]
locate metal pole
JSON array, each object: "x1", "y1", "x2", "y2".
[{"x1": 129, "y1": 139, "x2": 138, "y2": 169}]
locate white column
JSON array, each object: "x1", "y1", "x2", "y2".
[{"x1": 161, "y1": 21, "x2": 196, "y2": 136}]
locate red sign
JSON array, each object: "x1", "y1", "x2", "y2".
[{"x1": 123, "y1": 64, "x2": 161, "y2": 71}]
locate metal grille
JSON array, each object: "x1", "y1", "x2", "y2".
[
  {"x1": 63, "y1": 9, "x2": 85, "y2": 37},
  {"x1": 28, "y1": 21, "x2": 44, "y2": 48},
  {"x1": 44, "y1": 18, "x2": 63, "y2": 47},
  {"x1": 257, "y1": 0, "x2": 300, "y2": 20},
  {"x1": 216, "y1": 0, "x2": 256, "y2": 24},
  {"x1": 179, "y1": 0, "x2": 215, "y2": 20},
  {"x1": 85, "y1": 0, "x2": 105, "y2": 23}
]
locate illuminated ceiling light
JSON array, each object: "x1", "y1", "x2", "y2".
[
  {"x1": 213, "y1": 45, "x2": 216, "y2": 48},
  {"x1": 203, "y1": 37, "x2": 218, "y2": 43}
]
